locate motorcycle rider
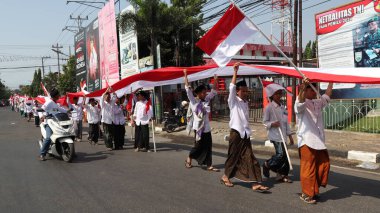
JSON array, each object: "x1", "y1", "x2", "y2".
[{"x1": 39, "y1": 88, "x2": 70, "y2": 161}]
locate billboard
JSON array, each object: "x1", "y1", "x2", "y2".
[
  {"x1": 119, "y1": 6, "x2": 139, "y2": 79},
  {"x1": 98, "y1": 0, "x2": 120, "y2": 88},
  {"x1": 316, "y1": 0, "x2": 380, "y2": 99},
  {"x1": 139, "y1": 56, "x2": 154, "y2": 72},
  {"x1": 74, "y1": 30, "x2": 87, "y2": 91},
  {"x1": 85, "y1": 19, "x2": 101, "y2": 92}
]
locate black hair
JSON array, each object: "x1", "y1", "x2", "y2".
[
  {"x1": 305, "y1": 83, "x2": 317, "y2": 89},
  {"x1": 236, "y1": 80, "x2": 247, "y2": 91},
  {"x1": 50, "y1": 88, "x2": 60, "y2": 98},
  {"x1": 194, "y1": 84, "x2": 207, "y2": 94},
  {"x1": 89, "y1": 98, "x2": 95, "y2": 102}
]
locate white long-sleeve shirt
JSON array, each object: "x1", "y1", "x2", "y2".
[
  {"x1": 185, "y1": 86, "x2": 217, "y2": 133},
  {"x1": 100, "y1": 94, "x2": 117, "y2": 124},
  {"x1": 41, "y1": 99, "x2": 68, "y2": 116},
  {"x1": 228, "y1": 83, "x2": 251, "y2": 138},
  {"x1": 84, "y1": 104, "x2": 100, "y2": 124},
  {"x1": 112, "y1": 102, "x2": 126, "y2": 125},
  {"x1": 67, "y1": 100, "x2": 83, "y2": 121},
  {"x1": 133, "y1": 100, "x2": 153, "y2": 126},
  {"x1": 294, "y1": 94, "x2": 330, "y2": 150},
  {"x1": 263, "y1": 101, "x2": 292, "y2": 143}
]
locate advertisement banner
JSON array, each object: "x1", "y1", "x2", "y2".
[
  {"x1": 98, "y1": 0, "x2": 120, "y2": 88},
  {"x1": 85, "y1": 19, "x2": 101, "y2": 92},
  {"x1": 316, "y1": 0, "x2": 380, "y2": 99},
  {"x1": 139, "y1": 56, "x2": 154, "y2": 72},
  {"x1": 119, "y1": 6, "x2": 139, "y2": 78},
  {"x1": 74, "y1": 30, "x2": 87, "y2": 92}
]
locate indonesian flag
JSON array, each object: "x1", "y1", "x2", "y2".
[
  {"x1": 41, "y1": 83, "x2": 50, "y2": 98},
  {"x1": 196, "y1": 4, "x2": 257, "y2": 67}
]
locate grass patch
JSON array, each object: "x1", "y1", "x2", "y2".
[{"x1": 343, "y1": 116, "x2": 380, "y2": 134}]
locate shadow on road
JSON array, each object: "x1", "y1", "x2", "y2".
[
  {"x1": 72, "y1": 151, "x2": 112, "y2": 163},
  {"x1": 154, "y1": 141, "x2": 380, "y2": 201}
]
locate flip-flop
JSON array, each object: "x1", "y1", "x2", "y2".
[
  {"x1": 220, "y1": 179, "x2": 234, "y2": 187},
  {"x1": 252, "y1": 185, "x2": 270, "y2": 193},
  {"x1": 207, "y1": 167, "x2": 220, "y2": 172}
]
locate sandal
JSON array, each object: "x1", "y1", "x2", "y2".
[
  {"x1": 207, "y1": 167, "x2": 220, "y2": 172},
  {"x1": 278, "y1": 176, "x2": 293, "y2": 183},
  {"x1": 185, "y1": 160, "x2": 192, "y2": 169},
  {"x1": 220, "y1": 179, "x2": 234, "y2": 187},
  {"x1": 300, "y1": 193, "x2": 317, "y2": 204},
  {"x1": 252, "y1": 184, "x2": 270, "y2": 193}
]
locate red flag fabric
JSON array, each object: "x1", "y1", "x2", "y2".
[
  {"x1": 126, "y1": 93, "x2": 134, "y2": 112},
  {"x1": 145, "y1": 98, "x2": 151, "y2": 114}
]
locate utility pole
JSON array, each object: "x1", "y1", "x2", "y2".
[
  {"x1": 41, "y1": 56, "x2": 51, "y2": 78},
  {"x1": 291, "y1": 0, "x2": 299, "y2": 127},
  {"x1": 52, "y1": 43, "x2": 63, "y2": 76},
  {"x1": 298, "y1": 0, "x2": 303, "y2": 67},
  {"x1": 70, "y1": 15, "x2": 88, "y2": 30}
]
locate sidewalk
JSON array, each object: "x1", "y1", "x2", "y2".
[{"x1": 152, "y1": 120, "x2": 380, "y2": 162}]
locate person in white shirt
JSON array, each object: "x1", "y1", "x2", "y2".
[
  {"x1": 25, "y1": 102, "x2": 33, "y2": 122},
  {"x1": 132, "y1": 90, "x2": 153, "y2": 152},
  {"x1": 262, "y1": 84, "x2": 294, "y2": 183},
  {"x1": 295, "y1": 79, "x2": 333, "y2": 204},
  {"x1": 101, "y1": 87, "x2": 117, "y2": 151},
  {"x1": 39, "y1": 88, "x2": 70, "y2": 161},
  {"x1": 83, "y1": 98, "x2": 101, "y2": 145},
  {"x1": 220, "y1": 63, "x2": 269, "y2": 193},
  {"x1": 113, "y1": 95, "x2": 127, "y2": 150},
  {"x1": 183, "y1": 69, "x2": 219, "y2": 172},
  {"x1": 32, "y1": 100, "x2": 41, "y2": 127},
  {"x1": 67, "y1": 96, "x2": 84, "y2": 142},
  {"x1": 19, "y1": 101, "x2": 24, "y2": 117}
]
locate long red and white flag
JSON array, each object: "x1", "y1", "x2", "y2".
[{"x1": 196, "y1": 4, "x2": 257, "y2": 67}]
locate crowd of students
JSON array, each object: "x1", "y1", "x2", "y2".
[{"x1": 9, "y1": 62, "x2": 333, "y2": 204}]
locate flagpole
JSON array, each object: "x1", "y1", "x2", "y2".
[
  {"x1": 258, "y1": 77, "x2": 293, "y2": 172},
  {"x1": 229, "y1": 0, "x2": 319, "y2": 96}
]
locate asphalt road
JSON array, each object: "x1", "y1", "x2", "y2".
[{"x1": 0, "y1": 107, "x2": 379, "y2": 213}]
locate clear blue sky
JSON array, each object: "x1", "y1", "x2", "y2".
[{"x1": 0, "y1": 0, "x2": 343, "y2": 89}]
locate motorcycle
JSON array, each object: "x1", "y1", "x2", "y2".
[
  {"x1": 38, "y1": 112, "x2": 76, "y2": 162},
  {"x1": 162, "y1": 107, "x2": 187, "y2": 133}
]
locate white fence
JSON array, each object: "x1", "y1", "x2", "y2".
[{"x1": 323, "y1": 99, "x2": 380, "y2": 134}]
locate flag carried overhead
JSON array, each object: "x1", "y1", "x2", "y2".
[{"x1": 196, "y1": 4, "x2": 258, "y2": 67}]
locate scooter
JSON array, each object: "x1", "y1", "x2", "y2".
[
  {"x1": 38, "y1": 112, "x2": 76, "y2": 162},
  {"x1": 162, "y1": 107, "x2": 187, "y2": 133}
]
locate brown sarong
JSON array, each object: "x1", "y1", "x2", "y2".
[
  {"x1": 224, "y1": 129, "x2": 262, "y2": 182},
  {"x1": 299, "y1": 145, "x2": 330, "y2": 197}
]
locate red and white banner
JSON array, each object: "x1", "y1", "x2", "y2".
[
  {"x1": 196, "y1": 4, "x2": 257, "y2": 67},
  {"x1": 85, "y1": 64, "x2": 380, "y2": 98}
]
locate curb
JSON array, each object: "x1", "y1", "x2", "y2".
[{"x1": 348, "y1": 151, "x2": 380, "y2": 163}]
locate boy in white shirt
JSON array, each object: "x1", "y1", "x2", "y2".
[
  {"x1": 113, "y1": 95, "x2": 127, "y2": 150},
  {"x1": 295, "y1": 79, "x2": 333, "y2": 204},
  {"x1": 101, "y1": 87, "x2": 117, "y2": 151},
  {"x1": 132, "y1": 90, "x2": 153, "y2": 152},
  {"x1": 262, "y1": 84, "x2": 294, "y2": 183},
  {"x1": 83, "y1": 98, "x2": 101, "y2": 145},
  {"x1": 67, "y1": 96, "x2": 84, "y2": 142},
  {"x1": 220, "y1": 63, "x2": 269, "y2": 193}
]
